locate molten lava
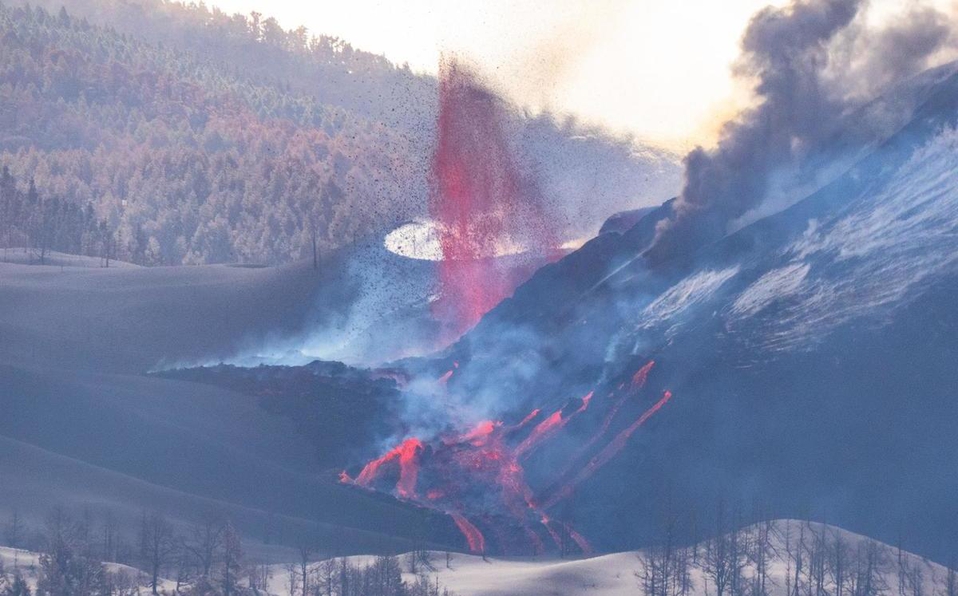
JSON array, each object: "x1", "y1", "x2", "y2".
[
  {"x1": 355, "y1": 438, "x2": 423, "y2": 499},
  {"x1": 430, "y1": 57, "x2": 558, "y2": 335},
  {"x1": 543, "y1": 390, "x2": 674, "y2": 510},
  {"x1": 585, "y1": 390, "x2": 673, "y2": 476},
  {"x1": 450, "y1": 512, "x2": 486, "y2": 554},
  {"x1": 437, "y1": 369, "x2": 454, "y2": 385},
  {"x1": 517, "y1": 408, "x2": 541, "y2": 427},
  {"x1": 346, "y1": 360, "x2": 674, "y2": 555},
  {"x1": 631, "y1": 360, "x2": 655, "y2": 389},
  {"x1": 551, "y1": 362, "x2": 656, "y2": 482},
  {"x1": 514, "y1": 391, "x2": 593, "y2": 459}
]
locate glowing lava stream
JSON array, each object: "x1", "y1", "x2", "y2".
[
  {"x1": 450, "y1": 512, "x2": 486, "y2": 554},
  {"x1": 514, "y1": 391, "x2": 592, "y2": 459},
  {"x1": 542, "y1": 390, "x2": 674, "y2": 510},
  {"x1": 548, "y1": 360, "x2": 656, "y2": 485},
  {"x1": 354, "y1": 438, "x2": 423, "y2": 499},
  {"x1": 346, "y1": 361, "x2": 673, "y2": 555}
]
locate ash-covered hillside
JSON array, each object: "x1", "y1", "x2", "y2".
[{"x1": 407, "y1": 61, "x2": 958, "y2": 558}]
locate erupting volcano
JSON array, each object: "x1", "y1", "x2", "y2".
[
  {"x1": 345, "y1": 360, "x2": 674, "y2": 555},
  {"x1": 430, "y1": 57, "x2": 559, "y2": 335}
]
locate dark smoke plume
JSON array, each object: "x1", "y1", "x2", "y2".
[
  {"x1": 835, "y1": 5, "x2": 955, "y2": 98},
  {"x1": 647, "y1": 0, "x2": 955, "y2": 265}
]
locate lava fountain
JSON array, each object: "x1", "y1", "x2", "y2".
[{"x1": 430, "y1": 57, "x2": 558, "y2": 335}]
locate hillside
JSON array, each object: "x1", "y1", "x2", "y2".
[
  {"x1": 355, "y1": 521, "x2": 950, "y2": 596},
  {"x1": 2, "y1": 520, "x2": 947, "y2": 596},
  {"x1": 0, "y1": 254, "x2": 472, "y2": 556},
  {"x1": 0, "y1": 0, "x2": 680, "y2": 266}
]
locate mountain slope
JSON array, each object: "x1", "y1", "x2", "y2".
[
  {"x1": 407, "y1": 64, "x2": 958, "y2": 561},
  {"x1": 0, "y1": 255, "x2": 472, "y2": 553}
]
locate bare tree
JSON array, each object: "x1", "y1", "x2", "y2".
[
  {"x1": 807, "y1": 522, "x2": 828, "y2": 596},
  {"x1": 750, "y1": 519, "x2": 777, "y2": 596},
  {"x1": 317, "y1": 558, "x2": 338, "y2": 596},
  {"x1": 904, "y1": 558, "x2": 924, "y2": 596},
  {"x1": 729, "y1": 511, "x2": 751, "y2": 596},
  {"x1": 340, "y1": 557, "x2": 351, "y2": 596},
  {"x1": 786, "y1": 521, "x2": 795, "y2": 596},
  {"x1": 187, "y1": 513, "x2": 225, "y2": 579},
  {"x1": 638, "y1": 496, "x2": 680, "y2": 596},
  {"x1": 140, "y1": 511, "x2": 176, "y2": 595},
  {"x1": 408, "y1": 512, "x2": 434, "y2": 575},
  {"x1": 4, "y1": 511, "x2": 25, "y2": 570},
  {"x1": 852, "y1": 540, "x2": 889, "y2": 596},
  {"x1": 701, "y1": 502, "x2": 748, "y2": 596},
  {"x1": 830, "y1": 526, "x2": 850, "y2": 596},
  {"x1": 371, "y1": 555, "x2": 405, "y2": 596},
  {"x1": 285, "y1": 563, "x2": 299, "y2": 596},
  {"x1": 791, "y1": 521, "x2": 807, "y2": 596},
  {"x1": 298, "y1": 542, "x2": 315, "y2": 596},
  {"x1": 221, "y1": 521, "x2": 244, "y2": 596},
  {"x1": 944, "y1": 560, "x2": 958, "y2": 596},
  {"x1": 247, "y1": 559, "x2": 272, "y2": 594},
  {"x1": 38, "y1": 507, "x2": 106, "y2": 596},
  {"x1": 899, "y1": 533, "x2": 908, "y2": 596},
  {"x1": 172, "y1": 535, "x2": 196, "y2": 595},
  {"x1": 101, "y1": 510, "x2": 118, "y2": 564}
]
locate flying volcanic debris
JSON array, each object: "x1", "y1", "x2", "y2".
[
  {"x1": 430, "y1": 56, "x2": 558, "y2": 335},
  {"x1": 646, "y1": 0, "x2": 955, "y2": 265}
]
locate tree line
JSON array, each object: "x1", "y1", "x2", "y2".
[
  {"x1": 0, "y1": 508, "x2": 457, "y2": 596},
  {"x1": 0, "y1": 166, "x2": 118, "y2": 265},
  {"x1": 637, "y1": 501, "x2": 955, "y2": 596},
  {"x1": 0, "y1": 0, "x2": 678, "y2": 267},
  {"x1": 0, "y1": 1, "x2": 420, "y2": 265}
]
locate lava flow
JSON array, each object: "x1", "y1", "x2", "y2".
[
  {"x1": 542, "y1": 389, "x2": 674, "y2": 510},
  {"x1": 354, "y1": 438, "x2": 423, "y2": 499},
  {"x1": 548, "y1": 360, "x2": 656, "y2": 485},
  {"x1": 346, "y1": 360, "x2": 673, "y2": 555},
  {"x1": 430, "y1": 56, "x2": 558, "y2": 335},
  {"x1": 514, "y1": 391, "x2": 592, "y2": 459},
  {"x1": 450, "y1": 513, "x2": 486, "y2": 554}
]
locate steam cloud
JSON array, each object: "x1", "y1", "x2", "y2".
[{"x1": 647, "y1": 0, "x2": 957, "y2": 265}]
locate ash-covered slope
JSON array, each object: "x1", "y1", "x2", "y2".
[
  {"x1": 0, "y1": 210, "x2": 572, "y2": 555},
  {"x1": 0, "y1": 244, "x2": 472, "y2": 553},
  {"x1": 420, "y1": 65, "x2": 958, "y2": 561}
]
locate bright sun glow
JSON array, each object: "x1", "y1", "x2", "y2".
[
  {"x1": 204, "y1": 0, "x2": 954, "y2": 150},
  {"x1": 202, "y1": 0, "x2": 793, "y2": 149}
]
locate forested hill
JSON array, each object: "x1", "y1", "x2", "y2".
[
  {"x1": 23, "y1": 0, "x2": 437, "y2": 131},
  {"x1": 0, "y1": 0, "x2": 680, "y2": 265}
]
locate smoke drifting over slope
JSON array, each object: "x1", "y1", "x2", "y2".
[{"x1": 648, "y1": 0, "x2": 956, "y2": 264}]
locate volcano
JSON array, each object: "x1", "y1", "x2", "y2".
[{"x1": 344, "y1": 61, "x2": 958, "y2": 560}]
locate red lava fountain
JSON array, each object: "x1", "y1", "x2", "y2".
[
  {"x1": 430, "y1": 57, "x2": 558, "y2": 335},
  {"x1": 346, "y1": 360, "x2": 675, "y2": 555}
]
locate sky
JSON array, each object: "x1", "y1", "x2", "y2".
[{"x1": 205, "y1": 0, "x2": 952, "y2": 150}]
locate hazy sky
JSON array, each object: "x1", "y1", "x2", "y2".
[{"x1": 205, "y1": 0, "x2": 951, "y2": 149}]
